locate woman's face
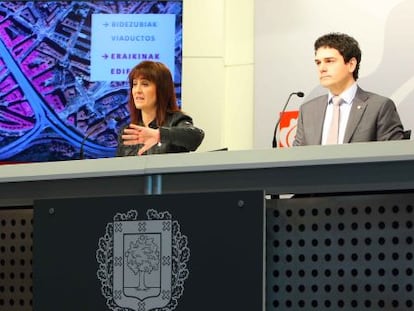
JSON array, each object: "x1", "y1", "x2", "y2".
[{"x1": 131, "y1": 76, "x2": 157, "y2": 113}]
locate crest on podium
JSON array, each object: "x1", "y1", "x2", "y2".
[{"x1": 96, "y1": 209, "x2": 190, "y2": 311}]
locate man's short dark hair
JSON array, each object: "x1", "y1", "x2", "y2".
[{"x1": 314, "y1": 32, "x2": 361, "y2": 80}]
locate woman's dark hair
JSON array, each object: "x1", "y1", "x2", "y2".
[
  {"x1": 127, "y1": 61, "x2": 179, "y2": 126},
  {"x1": 314, "y1": 32, "x2": 361, "y2": 80}
]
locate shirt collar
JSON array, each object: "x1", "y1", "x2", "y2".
[{"x1": 328, "y1": 83, "x2": 357, "y2": 105}]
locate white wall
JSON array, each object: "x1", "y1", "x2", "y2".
[
  {"x1": 255, "y1": 0, "x2": 414, "y2": 149},
  {"x1": 182, "y1": 0, "x2": 254, "y2": 152}
]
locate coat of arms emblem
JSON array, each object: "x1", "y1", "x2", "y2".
[{"x1": 96, "y1": 209, "x2": 190, "y2": 311}]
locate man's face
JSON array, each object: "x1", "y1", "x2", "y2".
[{"x1": 314, "y1": 47, "x2": 356, "y2": 94}]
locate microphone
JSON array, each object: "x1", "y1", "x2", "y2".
[
  {"x1": 272, "y1": 91, "x2": 304, "y2": 148},
  {"x1": 79, "y1": 115, "x2": 121, "y2": 159}
]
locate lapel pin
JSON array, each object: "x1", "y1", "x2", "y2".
[{"x1": 357, "y1": 105, "x2": 362, "y2": 109}]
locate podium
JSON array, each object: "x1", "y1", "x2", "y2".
[
  {"x1": 33, "y1": 191, "x2": 264, "y2": 311},
  {"x1": 1, "y1": 140, "x2": 414, "y2": 310}
]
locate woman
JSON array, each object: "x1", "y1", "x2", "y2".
[{"x1": 116, "y1": 61, "x2": 204, "y2": 156}]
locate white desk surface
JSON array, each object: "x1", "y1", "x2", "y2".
[{"x1": 1, "y1": 140, "x2": 413, "y2": 183}]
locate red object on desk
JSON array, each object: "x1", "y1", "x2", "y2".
[{"x1": 0, "y1": 161, "x2": 26, "y2": 165}]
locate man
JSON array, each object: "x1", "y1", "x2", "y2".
[{"x1": 293, "y1": 32, "x2": 404, "y2": 146}]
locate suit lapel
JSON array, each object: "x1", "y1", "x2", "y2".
[
  {"x1": 310, "y1": 97, "x2": 328, "y2": 144},
  {"x1": 343, "y1": 87, "x2": 368, "y2": 143}
]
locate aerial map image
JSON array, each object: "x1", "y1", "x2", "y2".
[{"x1": 0, "y1": 1, "x2": 182, "y2": 162}]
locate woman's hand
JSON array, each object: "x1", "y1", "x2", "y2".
[{"x1": 122, "y1": 124, "x2": 160, "y2": 155}]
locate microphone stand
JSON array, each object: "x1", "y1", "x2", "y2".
[
  {"x1": 79, "y1": 116, "x2": 121, "y2": 159},
  {"x1": 272, "y1": 92, "x2": 304, "y2": 148},
  {"x1": 79, "y1": 130, "x2": 94, "y2": 160}
]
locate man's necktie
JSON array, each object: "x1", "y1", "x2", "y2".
[{"x1": 326, "y1": 96, "x2": 342, "y2": 144}]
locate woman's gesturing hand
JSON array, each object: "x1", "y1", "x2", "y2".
[{"x1": 122, "y1": 124, "x2": 160, "y2": 155}]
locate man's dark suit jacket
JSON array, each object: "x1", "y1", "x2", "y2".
[{"x1": 293, "y1": 86, "x2": 404, "y2": 146}]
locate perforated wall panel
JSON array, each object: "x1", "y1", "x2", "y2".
[
  {"x1": 0, "y1": 208, "x2": 33, "y2": 311},
  {"x1": 266, "y1": 193, "x2": 414, "y2": 310}
]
